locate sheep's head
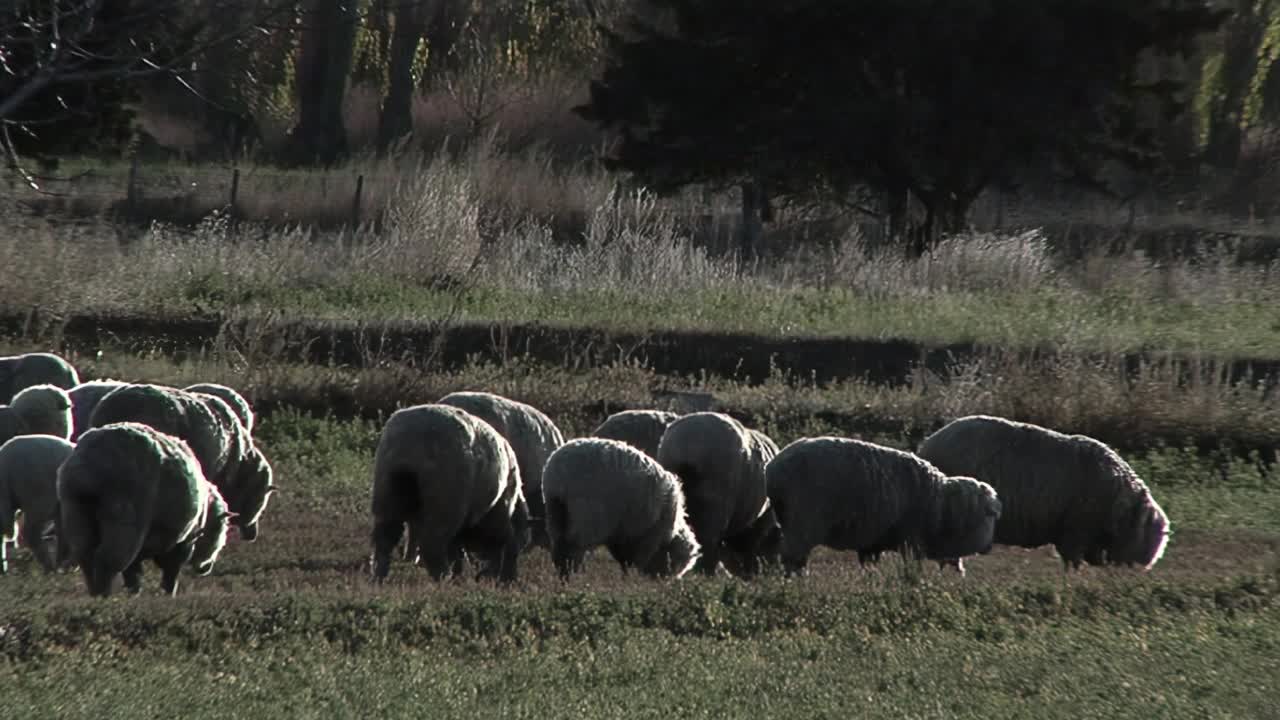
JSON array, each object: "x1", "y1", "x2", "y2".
[
  {"x1": 10, "y1": 384, "x2": 73, "y2": 439},
  {"x1": 928, "y1": 476, "x2": 1001, "y2": 562},
  {"x1": 228, "y1": 445, "x2": 275, "y2": 542},
  {"x1": 720, "y1": 501, "x2": 782, "y2": 578},
  {"x1": 1105, "y1": 490, "x2": 1171, "y2": 570},
  {"x1": 192, "y1": 487, "x2": 234, "y2": 575}
]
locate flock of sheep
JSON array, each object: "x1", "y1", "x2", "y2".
[{"x1": 0, "y1": 350, "x2": 1172, "y2": 598}]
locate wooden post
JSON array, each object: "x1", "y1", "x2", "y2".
[
  {"x1": 351, "y1": 174, "x2": 365, "y2": 228},
  {"x1": 229, "y1": 167, "x2": 241, "y2": 233},
  {"x1": 126, "y1": 155, "x2": 140, "y2": 216},
  {"x1": 739, "y1": 180, "x2": 762, "y2": 263}
]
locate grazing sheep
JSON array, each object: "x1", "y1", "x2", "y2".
[
  {"x1": 370, "y1": 404, "x2": 528, "y2": 583},
  {"x1": 437, "y1": 391, "x2": 564, "y2": 547},
  {"x1": 592, "y1": 409, "x2": 681, "y2": 459},
  {"x1": 541, "y1": 438, "x2": 700, "y2": 580},
  {"x1": 69, "y1": 379, "x2": 127, "y2": 442},
  {"x1": 88, "y1": 383, "x2": 274, "y2": 541},
  {"x1": 655, "y1": 413, "x2": 781, "y2": 577},
  {"x1": 185, "y1": 383, "x2": 255, "y2": 434},
  {"x1": 0, "y1": 435, "x2": 75, "y2": 573},
  {"x1": 0, "y1": 384, "x2": 74, "y2": 446},
  {"x1": 57, "y1": 422, "x2": 233, "y2": 597},
  {"x1": 766, "y1": 437, "x2": 1002, "y2": 577},
  {"x1": 917, "y1": 415, "x2": 1170, "y2": 570},
  {"x1": 0, "y1": 352, "x2": 79, "y2": 404}
]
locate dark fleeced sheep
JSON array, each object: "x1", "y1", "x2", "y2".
[
  {"x1": 917, "y1": 415, "x2": 1170, "y2": 570},
  {"x1": 370, "y1": 404, "x2": 529, "y2": 583},
  {"x1": 766, "y1": 437, "x2": 1002, "y2": 576}
]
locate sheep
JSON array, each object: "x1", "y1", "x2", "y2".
[
  {"x1": 370, "y1": 404, "x2": 529, "y2": 583},
  {"x1": 765, "y1": 436, "x2": 1002, "y2": 577},
  {"x1": 541, "y1": 437, "x2": 700, "y2": 581},
  {"x1": 57, "y1": 422, "x2": 233, "y2": 597},
  {"x1": 0, "y1": 435, "x2": 75, "y2": 573},
  {"x1": 591, "y1": 409, "x2": 681, "y2": 459},
  {"x1": 0, "y1": 384, "x2": 73, "y2": 446},
  {"x1": 88, "y1": 383, "x2": 274, "y2": 541},
  {"x1": 917, "y1": 415, "x2": 1170, "y2": 571},
  {"x1": 436, "y1": 391, "x2": 564, "y2": 547},
  {"x1": 184, "y1": 382, "x2": 255, "y2": 434},
  {"x1": 69, "y1": 379, "x2": 126, "y2": 442},
  {"x1": 0, "y1": 352, "x2": 79, "y2": 404},
  {"x1": 654, "y1": 412, "x2": 781, "y2": 578}
]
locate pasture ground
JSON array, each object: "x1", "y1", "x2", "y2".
[
  {"x1": 3, "y1": 154, "x2": 1280, "y2": 715},
  {"x1": 0, "y1": 346, "x2": 1277, "y2": 718}
]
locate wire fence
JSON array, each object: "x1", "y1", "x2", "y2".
[{"x1": 8, "y1": 155, "x2": 1277, "y2": 243}]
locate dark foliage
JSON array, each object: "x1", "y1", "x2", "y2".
[{"x1": 576, "y1": 0, "x2": 1229, "y2": 245}]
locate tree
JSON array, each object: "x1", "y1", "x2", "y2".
[
  {"x1": 1, "y1": 0, "x2": 290, "y2": 180},
  {"x1": 576, "y1": 0, "x2": 1228, "y2": 253},
  {"x1": 281, "y1": 0, "x2": 361, "y2": 166},
  {"x1": 377, "y1": 0, "x2": 431, "y2": 152}
]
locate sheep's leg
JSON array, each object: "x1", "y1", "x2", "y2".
[
  {"x1": 371, "y1": 518, "x2": 405, "y2": 581},
  {"x1": 122, "y1": 558, "x2": 145, "y2": 595},
  {"x1": 686, "y1": 498, "x2": 724, "y2": 577},
  {"x1": 21, "y1": 515, "x2": 58, "y2": 573},
  {"x1": 470, "y1": 505, "x2": 521, "y2": 584},
  {"x1": 552, "y1": 543, "x2": 584, "y2": 581},
  {"x1": 416, "y1": 528, "x2": 457, "y2": 582},
  {"x1": 779, "y1": 533, "x2": 813, "y2": 578},
  {"x1": 156, "y1": 541, "x2": 196, "y2": 597},
  {"x1": 1055, "y1": 531, "x2": 1092, "y2": 573},
  {"x1": 623, "y1": 531, "x2": 669, "y2": 579}
]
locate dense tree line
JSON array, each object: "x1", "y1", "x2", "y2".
[{"x1": 2, "y1": 0, "x2": 1276, "y2": 238}]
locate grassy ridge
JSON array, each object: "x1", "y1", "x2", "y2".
[{"x1": 90, "y1": 274, "x2": 1280, "y2": 358}]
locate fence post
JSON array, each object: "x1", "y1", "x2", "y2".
[
  {"x1": 228, "y1": 167, "x2": 241, "y2": 234},
  {"x1": 351, "y1": 174, "x2": 364, "y2": 228},
  {"x1": 126, "y1": 155, "x2": 140, "y2": 216}
]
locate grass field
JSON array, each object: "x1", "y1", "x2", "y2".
[
  {"x1": 0, "y1": 342, "x2": 1277, "y2": 717},
  {"x1": 3, "y1": 145, "x2": 1280, "y2": 715}
]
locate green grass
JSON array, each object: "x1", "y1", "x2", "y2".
[
  {"x1": 0, "y1": 352, "x2": 1276, "y2": 716},
  {"x1": 158, "y1": 275, "x2": 1280, "y2": 357},
  {"x1": 1, "y1": 579, "x2": 1277, "y2": 718}
]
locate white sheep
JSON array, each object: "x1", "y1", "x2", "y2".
[
  {"x1": 917, "y1": 415, "x2": 1170, "y2": 570},
  {"x1": 57, "y1": 422, "x2": 233, "y2": 597},
  {"x1": 591, "y1": 409, "x2": 681, "y2": 459},
  {"x1": 185, "y1": 382, "x2": 255, "y2": 434},
  {"x1": 655, "y1": 412, "x2": 781, "y2": 577},
  {"x1": 0, "y1": 352, "x2": 79, "y2": 404},
  {"x1": 0, "y1": 434, "x2": 75, "y2": 573},
  {"x1": 766, "y1": 436, "x2": 1002, "y2": 577},
  {"x1": 542, "y1": 438, "x2": 700, "y2": 580},
  {"x1": 0, "y1": 384, "x2": 73, "y2": 446},
  {"x1": 437, "y1": 391, "x2": 564, "y2": 547},
  {"x1": 68, "y1": 379, "x2": 126, "y2": 442},
  {"x1": 88, "y1": 383, "x2": 274, "y2": 541},
  {"x1": 370, "y1": 404, "x2": 528, "y2": 583}
]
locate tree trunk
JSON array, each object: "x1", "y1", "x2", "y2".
[
  {"x1": 420, "y1": 0, "x2": 473, "y2": 90},
  {"x1": 885, "y1": 186, "x2": 911, "y2": 246},
  {"x1": 284, "y1": 0, "x2": 360, "y2": 166},
  {"x1": 377, "y1": 1, "x2": 429, "y2": 153}
]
